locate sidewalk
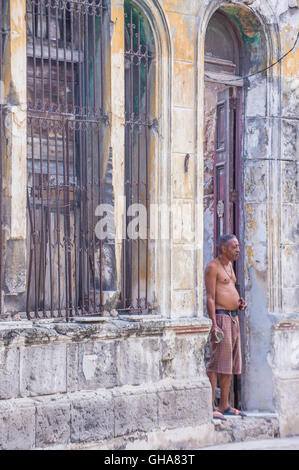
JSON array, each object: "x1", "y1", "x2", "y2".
[{"x1": 201, "y1": 436, "x2": 299, "y2": 450}]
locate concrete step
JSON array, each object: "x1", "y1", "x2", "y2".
[
  {"x1": 210, "y1": 412, "x2": 280, "y2": 447},
  {"x1": 201, "y1": 436, "x2": 299, "y2": 450}
]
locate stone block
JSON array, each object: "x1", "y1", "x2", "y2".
[
  {"x1": 213, "y1": 415, "x2": 279, "y2": 445},
  {"x1": 70, "y1": 391, "x2": 114, "y2": 443},
  {"x1": 166, "y1": 12, "x2": 196, "y2": 62},
  {"x1": 68, "y1": 341, "x2": 118, "y2": 392},
  {"x1": 282, "y1": 119, "x2": 299, "y2": 161},
  {"x1": 275, "y1": 374, "x2": 299, "y2": 437},
  {"x1": 158, "y1": 386, "x2": 210, "y2": 429},
  {"x1": 281, "y1": 287, "x2": 299, "y2": 314},
  {"x1": 0, "y1": 347, "x2": 20, "y2": 399},
  {"x1": 4, "y1": 240, "x2": 26, "y2": 294},
  {"x1": 281, "y1": 204, "x2": 299, "y2": 244},
  {"x1": 172, "y1": 154, "x2": 194, "y2": 199},
  {"x1": 274, "y1": 377, "x2": 299, "y2": 437},
  {"x1": 66, "y1": 343, "x2": 79, "y2": 392},
  {"x1": 272, "y1": 327, "x2": 299, "y2": 374},
  {"x1": 117, "y1": 337, "x2": 160, "y2": 386},
  {"x1": 281, "y1": 245, "x2": 299, "y2": 288},
  {"x1": 114, "y1": 391, "x2": 158, "y2": 437},
  {"x1": 171, "y1": 290, "x2": 195, "y2": 318},
  {"x1": 282, "y1": 77, "x2": 299, "y2": 118},
  {"x1": 35, "y1": 399, "x2": 71, "y2": 448},
  {"x1": 244, "y1": 118, "x2": 270, "y2": 160},
  {"x1": 281, "y1": 161, "x2": 299, "y2": 203},
  {"x1": 172, "y1": 246, "x2": 194, "y2": 290},
  {"x1": 244, "y1": 160, "x2": 267, "y2": 203},
  {"x1": 203, "y1": 197, "x2": 214, "y2": 267},
  {"x1": 246, "y1": 78, "x2": 266, "y2": 117},
  {"x1": 162, "y1": 0, "x2": 198, "y2": 14},
  {"x1": 172, "y1": 107, "x2": 195, "y2": 154},
  {"x1": 173, "y1": 61, "x2": 195, "y2": 108},
  {"x1": 20, "y1": 344, "x2": 67, "y2": 397},
  {"x1": 0, "y1": 399, "x2": 35, "y2": 450},
  {"x1": 173, "y1": 334, "x2": 207, "y2": 379},
  {"x1": 245, "y1": 203, "x2": 267, "y2": 271},
  {"x1": 172, "y1": 200, "x2": 195, "y2": 243}
]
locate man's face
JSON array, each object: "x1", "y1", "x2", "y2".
[{"x1": 222, "y1": 238, "x2": 240, "y2": 261}]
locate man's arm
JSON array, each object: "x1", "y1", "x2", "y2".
[
  {"x1": 205, "y1": 264, "x2": 224, "y2": 343},
  {"x1": 204, "y1": 263, "x2": 222, "y2": 338}
]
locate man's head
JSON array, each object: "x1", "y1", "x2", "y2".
[{"x1": 218, "y1": 234, "x2": 240, "y2": 261}]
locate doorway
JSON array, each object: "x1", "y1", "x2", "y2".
[{"x1": 204, "y1": 10, "x2": 244, "y2": 408}]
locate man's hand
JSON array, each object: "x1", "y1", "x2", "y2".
[
  {"x1": 239, "y1": 297, "x2": 247, "y2": 310},
  {"x1": 211, "y1": 325, "x2": 224, "y2": 343}
]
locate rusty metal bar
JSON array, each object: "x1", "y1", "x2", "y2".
[
  {"x1": 45, "y1": 119, "x2": 54, "y2": 314},
  {"x1": 54, "y1": 118, "x2": 62, "y2": 317},
  {"x1": 97, "y1": 125, "x2": 103, "y2": 312}
]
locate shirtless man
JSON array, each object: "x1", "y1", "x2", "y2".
[{"x1": 205, "y1": 234, "x2": 247, "y2": 420}]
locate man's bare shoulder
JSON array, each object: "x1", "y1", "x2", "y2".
[{"x1": 204, "y1": 258, "x2": 219, "y2": 276}]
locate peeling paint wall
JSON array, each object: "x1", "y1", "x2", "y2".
[{"x1": 1, "y1": 0, "x2": 27, "y2": 314}]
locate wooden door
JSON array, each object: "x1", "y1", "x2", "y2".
[
  {"x1": 214, "y1": 86, "x2": 243, "y2": 409},
  {"x1": 214, "y1": 87, "x2": 239, "y2": 248}
]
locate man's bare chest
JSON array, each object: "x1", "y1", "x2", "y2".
[{"x1": 217, "y1": 270, "x2": 237, "y2": 286}]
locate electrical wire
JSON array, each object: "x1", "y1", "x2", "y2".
[{"x1": 205, "y1": 31, "x2": 299, "y2": 83}]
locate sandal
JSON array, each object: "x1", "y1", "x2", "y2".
[
  {"x1": 222, "y1": 406, "x2": 247, "y2": 417},
  {"x1": 213, "y1": 408, "x2": 227, "y2": 421}
]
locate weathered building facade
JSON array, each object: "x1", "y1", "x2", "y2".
[{"x1": 0, "y1": 0, "x2": 298, "y2": 449}]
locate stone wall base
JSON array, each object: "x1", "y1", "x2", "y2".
[
  {"x1": 0, "y1": 316, "x2": 214, "y2": 450},
  {"x1": 0, "y1": 382, "x2": 213, "y2": 450},
  {"x1": 36, "y1": 413, "x2": 280, "y2": 450}
]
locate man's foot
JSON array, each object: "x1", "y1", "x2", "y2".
[
  {"x1": 213, "y1": 408, "x2": 227, "y2": 421},
  {"x1": 220, "y1": 406, "x2": 247, "y2": 417}
]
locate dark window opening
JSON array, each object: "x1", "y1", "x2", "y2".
[
  {"x1": 122, "y1": 0, "x2": 156, "y2": 313},
  {"x1": 205, "y1": 11, "x2": 240, "y2": 76}
]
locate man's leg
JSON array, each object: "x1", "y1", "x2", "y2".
[
  {"x1": 207, "y1": 371, "x2": 226, "y2": 420},
  {"x1": 206, "y1": 371, "x2": 217, "y2": 409},
  {"x1": 218, "y1": 373, "x2": 232, "y2": 412}
]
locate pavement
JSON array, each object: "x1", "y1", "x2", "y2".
[{"x1": 201, "y1": 436, "x2": 299, "y2": 450}]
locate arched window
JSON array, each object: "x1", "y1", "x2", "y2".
[
  {"x1": 205, "y1": 10, "x2": 241, "y2": 76},
  {"x1": 122, "y1": 0, "x2": 156, "y2": 312}
]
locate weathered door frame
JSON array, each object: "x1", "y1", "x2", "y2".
[{"x1": 204, "y1": 9, "x2": 245, "y2": 409}]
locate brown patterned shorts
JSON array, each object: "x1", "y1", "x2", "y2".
[{"x1": 206, "y1": 313, "x2": 242, "y2": 375}]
